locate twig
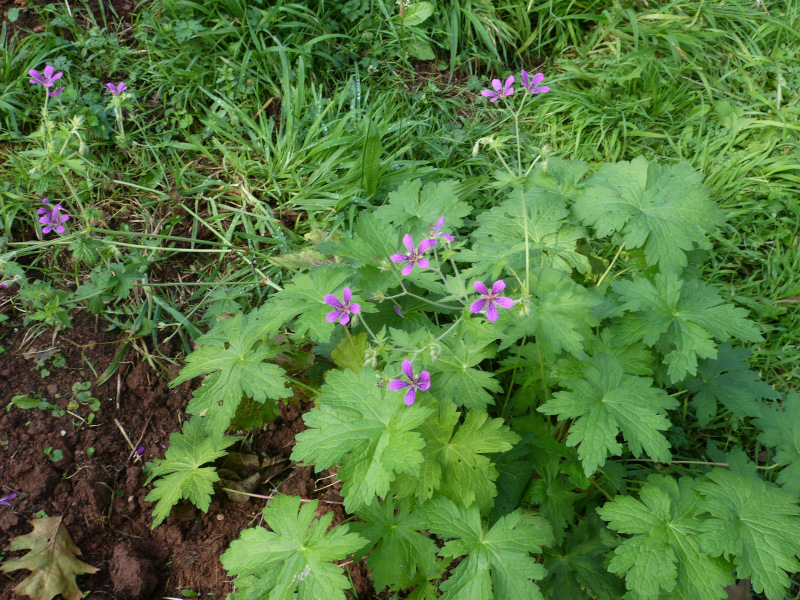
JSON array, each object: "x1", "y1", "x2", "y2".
[
  {"x1": 114, "y1": 418, "x2": 137, "y2": 457},
  {"x1": 127, "y1": 415, "x2": 152, "y2": 462},
  {"x1": 221, "y1": 488, "x2": 344, "y2": 505},
  {"x1": 115, "y1": 372, "x2": 121, "y2": 411}
]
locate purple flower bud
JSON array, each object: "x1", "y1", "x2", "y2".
[
  {"x1": 135, "y1": 446, "x2": 145, "y2": 456},
  {"x1": 0, "y1": 493, "x2": 18, "y2": 506}
]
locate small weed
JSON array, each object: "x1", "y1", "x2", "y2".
[{"x1": 43, "y1": 446, "x2": 63, "y2": 463}]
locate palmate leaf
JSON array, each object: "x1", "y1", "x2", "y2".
[
  {"x1": 351, "y1": 496, "x2": 441, "y2": 592},
  {"x1": 393, "y1": 400, "x2": 519, "y2": 512},
  {"x1": 291, "y1": 367, "x2": 433, "y2": 512},
  {"x1": 696, "y1": 469, "x2": 800, "y2": 600},
  {"x1": 169, "y1": 313, "x2": 292, "y2": 436},
  {"x1": 420, "y1": 497, "x2": 553, "y2": 600},
  {"x1": 598, "y1": 475, "x2": 734, "y2": 600},
  {"x1": 1, "y1": 517, "x2": 98, "y2": 600},
  {"x1": 685, "y1": 342, "x2": 779, "y2": 425},
  {"x1": 145, "y1": 416, "x2": 240, "y2": 527},
  {"x1": 221, "y1": 494, "x2": 367, "y2": 600},
  {"x1": 500, "y1": 267, "x2": 601, "y2": 356},
  {"x1": 374, "y1": 178, "x2": 471, "y2": 236},
  {"x1": 754, "y1": 392, "x2": 800, "y2": 496},
  {"x1": 432, "y1": 338, "x2": 502, "y2": 410},
  {"x1": 612, "y1": 272, "x2": 763, "y2": 383},
  {"x1": 459, "y1": 160, "x2": 590, "y2": 283},
  {"x1": 539, "y1": 354, "x2": 677, "y2": 476},
  {"x1": 573, "y1": 157, "x2": 725, "y2": 273}
]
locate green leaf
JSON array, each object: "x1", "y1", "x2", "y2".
[
  {"x1": 169, "y1": 313, "x2": 292, "y2": 435},
  {"x1": 420, "y1": 497, "x2": 553, "y2": 600},
  {"x1": 394, "y1": 400, "x2": 519, "y2": 512},
  {"x1": 755, "y1": 392, "x2": 800, "y2": 496},
  {"x1": 525, "y1": 452, "x2": 580, "y2": 545},
  {"x1": 399, "y1": 1, "x2": 434, "y2": 26},
  {"x1": 598, "y1": 475, "x2": 735, "y2": 600},
  {"x1": 500, "y1": 267, "x2": 601, "y2": 356},
  {"x1": 612, "y1": 272, "x2": 763, "y2": 383},
  {"x1": 220, "y1": 494, "x2": 367, "y2": 600},
  {"x1": 351, "y1": 496, "x2": 441, "y2": 591},
  {"x1": 330, "y1": 332, "x2": 369, "y2": 372},
  {"x1": 459, "y1": 165, "x2": 590, "y2": 282},
  {"x1": 697, "y1": 468, "x2": 800, "y2": 600},
  {"x1": 291, "y1": 367, "x2": 433, "y2": 512},
  {"x1": 685, "y1": 342, "x2": 779, "y2": 425},
  {"x1": 407, "y1": 39, "x2": 436, "y2": 60},
  {"x1": 145, "y1": 416, "x2": 240, "y2": 527},
  {"x1": 541, "y1": 517, "x2": 624, "y2": 600},
  {"x1": 539, "y1": 354, "x2": 676, "y2": 475},
  {"x1": 573, "y1": 157, "x2": 725, "y2": 273},
  {"x1": 374, "y1": 179, "x2": 471, "y2": 238},
  {"x1": 0, "y1": 516, "x2": 99, "y2": 600},
  {"x1": 432, "y1": 338, "x2": 502, "y2": 410},
  {"x1": 362, "y1": 117, "x2": 382, "y2": 197}
]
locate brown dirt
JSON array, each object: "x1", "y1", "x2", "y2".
[
  {"x1": 0, "y1": 307, "x2": 376, "y2": 599},
  {"x1": 1, "y1": 0, "x2": 139, "y2": 36}
]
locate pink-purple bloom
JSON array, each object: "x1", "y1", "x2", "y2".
[
  {"x1": 0, "y1": 281, "x2": 7, "y2": 288},
  {"x1": 470, "y1": 280, "x2": 513, "y2": 322},
  {"x1": 0, "y1": 493, "x2": 17, "y2": 506},
  {"x1": 428, "y1": 217, "x2": 454, "y2": 243},
  {"x1": 48, "y1": 87, "x2": 66, "y2": 98},
  {"x1": 388, "y1": 360, "x2": 431, "y2": 406},
  {"x1": 29, "y1": 65, "x2": 63, "y2": 88},
  {"x1": 391, "y1": 234, "x2": 436, "y2": 276},
  {"x1": 324, "y1": 287, "x2": 361, "y2": 325},
  {"x1": 520, "y1": 70, "x2": 550, "y2": 94},
  {"x1": 37, "y1": 202, "x2": 70, "y2": 234},
  {"x1": 480, "y1": 75, "x2": 514, "y2": 102},
  {"x1": 105, "y1": 82, "x2": 127, "y2": 95}
]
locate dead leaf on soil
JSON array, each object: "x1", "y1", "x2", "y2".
[
  {"x1": 1, "y1": 516, "x2": 98, "y2": 600},
  {"x1": 725, "y1": 579, "x2": 751, "y2": 600}
]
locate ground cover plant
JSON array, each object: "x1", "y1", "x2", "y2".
[{"x1": 2, "y1": 0, "x2": 800, "y2": 598}]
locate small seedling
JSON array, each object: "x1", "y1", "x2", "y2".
[
  {"x1": 11, "y1": 394, "x2": 66, "y2": 418},
  {"x1": 43, "y1": 447, "x2": 64, "y2": 463},
  {"x1": 71, "y1": 381, "x2": 100, "y2": 412},
  {"x1": 86, "y1": 447, "x2": 95, "y2": 457}
]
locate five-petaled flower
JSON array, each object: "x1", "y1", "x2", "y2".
[
  {"x1": 480, "y1": 75, "x2": 514, "y2": 102},
  {"x1": 37, "y1": 202, "x2": 70, "y2": 234},
  {"x1": 470, "y1": 280, "x2": 513, "y2": 322},
  {"x1": 324, "y1": 287, "x2": 361, "y2": 325},
  {"x1": 29, "y1": 65, "x2": 64, "y2": 88},
  {"x1": 391, "y1": 234, "x2": 436, "y2": 276},
  {"x1": 388, "y1": 360, "x2": 431, "y2": 406},
  {"x1": 0, "y1": 493, "x2": 17, "y2": 506},
  {"x1": 520, "y1": 70, "x2": 550, "y2": 95},
  {"x1": 428, "y1": 216, "x2": 454, "y2": 243},
  {"x1": 105, "y1": 82, "x2": 128, "y2": 95}
]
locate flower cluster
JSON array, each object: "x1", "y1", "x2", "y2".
[
  {"x1": 480, "y1": 70, "x2": 550, "y2": 102},
  {"x1": 390, "y1": 215, "x2": 453, "y2": 276}
]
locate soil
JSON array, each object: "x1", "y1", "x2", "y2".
[
  {"x1": 0, "y1": 301, "x2": 374, "y2": 599},
  {"x1": 0, "y1": 0, "x2": 139, "y2": 37}
]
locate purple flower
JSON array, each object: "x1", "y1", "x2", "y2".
[
  {"x1": 324, "y1": 287, "x2": 361, "y2": 325},
  {"x1": 469, "y1": 280, "x2": 514, "y2": 322},
  {"x1": 29, "y1": 65, "x2": 64, "y2": 88},
  {"x1": 0, "y1": 281, "x2": 7, "y2": 288},
  {"x1": 520, "y1": 70, "x2": 550, "y2": 95},
  {"x1": 37, "y1": 202, "x2": 70, "y2": 234},
  {"x1": 393, "y1": 305, "x2": 404, "y2": 318},
  {"x1": 428, "y1": 217, "x2": 454, "y2": 243},
  {"x1": 135, "y1": 446, "x2": 145, "y2": 456},
  {"x1": 388, "y1": 360, "x2": 431, "y2": 406},
  {"x1": 48, "y1": 87, "x2": 66, "y2": 98},
  {"x1": 105, "y1": 82, "x2": 128, "y2": 95},
  {"x1": 0, "y1": 493, "x2": 17, "y2": 506},
  {"x1": 480, "y1": 75, "x2": 514, "y2": 102},
  {"x1": 391, "y1": 234, "x2": 436, "y2": 276}
]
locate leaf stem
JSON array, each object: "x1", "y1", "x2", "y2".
[{"x1": 596, "y1": 241, "x2": 626, "y2": 287}]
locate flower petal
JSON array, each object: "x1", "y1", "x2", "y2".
[
  {"x1": 39, "y1": 216, "x2": 50, "y2": 225},
  {"x1": 349, "y1": 303, "x2": 361, "y2": 314},
  {"x1": 416, "y1": 370, "x2": 431, "y2": 391},
  {"x1": 486, "y1": 302, "x2": 499, "y2": 322},
  {"x1": 416, "y1": 258, "x2": 429, "y2": 269},
  {"x1": 469, "y1": 299, "x2": 487, "y2": 314},
  {"x1": 401, "y1": 262, "x2": 414, "y2": 276},
  {"x1": 338, "y1": 312, "x2": 351, "y2": 325},
  {"x1": 504, "y1": 75, "x2": 515, "y2": 91},
  {"x1": 326, "y1": 309, "x2": 344, "y2": 323},
  {"x1": 417, "y1": 238, "x2": 437, "y2": 254},
  {"x1": 440, "y1": 233, "x2": 454, "y2": 242},
  {"x1": 535, "y1": 85, "x2": 550, "y2": 94},
  {"x1": 402, "y1": 233, "x2": 415, "y2": 253},
  {"x1": 389, "y1": 379, "x2": 410, "y2": 391},
  {"x1": 532, "y1": 72, "x2": 544, "y2": 86},
  {"x1": 520, "y1": 69, "x2": 530, "y2": 88},
  {"x1": 495, "y1": 296, "x2": 514, "y2": 309},
  {"x1": 491, "y1": 78, "x2": 502, "y2": 92},
  {"x1": 473, "y1": 281, "x2": 489, "y2": 295},
  {"x1": 480, "y1": 90, "x2": 498, "y2": 99},
  {"x1": 55, "y1": 224, "x2": 66, "y2": 234},
  {"x1": 435, "y1": 216, "x2": 445, "y2": 232},
  {"x1": 342, "y1": 287, "x2": 352, "y2": 305},
  {"x1": 491, "y1": 279, "x2": 506, "y2": 295},
  {"x1": 401, "y1": 359, "x2": 415, "y2": 380},
  {"x1": 58, "y1": 213, "x2": 70, "y2": 223},
  {"x1": 324, "y1": 294, "x2": 343, "y2": 308},
  {"x1": 50, "y1": 71, "x2": 63, "y2": 83},
  {"x1": 44, "y1": 65, "x2": 54, "y2": 80},
  {"x1": 390, "y1": 253, "x2": 410, "y2": 263},
  {"x1": 403, "y1": 388, "x2": 417, "y2": 406},
  {"x1": 42, "y1": 225, "x2": 54, "y2": 234}
]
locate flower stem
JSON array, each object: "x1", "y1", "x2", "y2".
[{"x1": 596, "y1": 241, "x2": 626, "y2": 287}]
